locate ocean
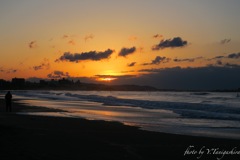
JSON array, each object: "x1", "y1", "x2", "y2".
[{"x1": 3, "y1": 90, "x2": 240, "y2": 139}]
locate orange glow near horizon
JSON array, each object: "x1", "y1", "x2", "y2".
[
  {"x1": 1, "y1": 1, "x2": 240, "y2": 82},
  {"x1": 97, "y1": 77, "x2": 117, "y2": 82}
]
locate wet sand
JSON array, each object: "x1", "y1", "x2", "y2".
[{"x1": 0, "y1": 99, "x2": 239, "y2": 160}]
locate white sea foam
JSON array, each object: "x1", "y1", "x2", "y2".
[{"x1": 4, "y1": 90, "x2": 240, "y2": 139}]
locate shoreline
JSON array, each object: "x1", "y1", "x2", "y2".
[{"x1": 0, "y1": 99, "x2": 240, "y2": 160}]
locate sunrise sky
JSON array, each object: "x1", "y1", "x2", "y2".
[{"x1": 1, "y1": 0, "x2": 240, "y2": 89}]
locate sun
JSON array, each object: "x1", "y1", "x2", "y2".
[{"x1": 98, "y1": 77, "x2": 117, "y2": 82}]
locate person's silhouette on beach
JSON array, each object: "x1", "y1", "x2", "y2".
[{"x1": 5, "y1": 91, "x2": 12, "y2": 112}]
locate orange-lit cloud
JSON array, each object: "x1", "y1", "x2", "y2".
[
  {"x1": 28, "y1": 41, "x2": 37, "y2": 49},
  {"x1": 47, "y1": 70, "x2": 70, "y2": 79},
  {"x1": 84, "y1": 34, "x2": 94, "y2": 42},
  {"x1": 153, "y1": 34, "x2": 163, "y2": 39},
  {"x1": 68, "y1": 40, "x2": 76, "y2": 45},
  {"x1": 95, "y1": 74, "x2": 136, "y2": 82},
  {"x1": 0, "y1": 67, "x2": 18, "y2": 74},
  {"x1": 128, "y1": 36, "x2": 137, "y2": 41},
  {"x1": 33, "y1": 58, "x2": 50, "y2": 71},
  {"x1": 220, "y1": 38, "x2": 231, "y2": 45},
  {"x1": 62, "y1": 35, "x2": 69, "y2": 39}
]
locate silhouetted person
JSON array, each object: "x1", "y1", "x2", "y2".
[{"x1": 5, "y1": 91, "x2": 12, "y2": 112}]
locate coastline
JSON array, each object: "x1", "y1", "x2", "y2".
[{"x1": 0, "y1": 99, "x2": 240, "y2": 160}]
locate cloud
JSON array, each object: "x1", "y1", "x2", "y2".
[
  {"x1": 211, "y1": 56, "x2": 225, "y2": 60},
  {"x1": 68, "y1": 40, "x2": 75, "y2": 45},
  {"x1": 213, "y1": 60, "x2": 240, "y2": 68},
  {"x1": 7, "y1": 69, "x2": 17, "y2": 73},
  {"x1": 61, "y1": 35, "x2": 77, "y2": 45},
  {"x1": 33, "y1": 58, "x2": 50, "y2": 71},
  {"x1": 152, "y1": 56, "x2": 170, "y2": 64},
  {"x1": 133, "y1": 66, "x2": 240, "y2": 90},
  {"x1": 208, "y1": 52, "x2": 240, "y2": 61},
  {"x1": 152, "y1": 37, "x2": 188, "y2": 50},
  {"x1": 28, "y1": 41, "x2": 37, "y2": 49},
  {"x1": 95, "y1": 74, "x2": 136, "y2": 82},
  {"x1": 173, "y1": 57, "x2": 203, "y2": 62},
  {"x1": 153, "y1": 34, "x2": 163, "y2": 39},
  {"x1": 220, "y1": 38, "x2": 231, "y2": 44},
  {"x1": 174, "y1": 58, "x2": 194, "y2": 62},
  {"x1": 224, "y1": 63, "x2": 240, "y2": 68},
  {"x1": 47, "y1": 71, "x2": 70, "y2": 79},
  {"x1": 118, "y1": 47, "x2": 136, "y2": 57},
  {"x1": 127, "y1": 62, "x2": 137, "y2": 67},
  {"x1": 216, "y1": 60, "x2": 223, "y2": 66},
  {"x1": 227, "y1": 53, "x2": 240, "y2": 59},
  {"x1": 84, "y1": 34, "x2": 94, "y2": 42},
  {"x1": 142, "y1": 56, "x2": 171, "y2": 65},
  {"x1": 128, "y1": 36, "x2": 138, "y2": 41},
  {"x1": 138, "y1": 47, "x2": 144, "y2": 53},
  {"x1": 62, "y1": 35, "x2": 69, "y2": 39},
  {"x1": 121, "y1": 70, "x2": 135, "y2": 73},
  {"x1": 56, "y1": 49, "x2": 114, "y2": 62},
  {"x1": 0, "y1": 67, "x2": 18, "y2": 74}
]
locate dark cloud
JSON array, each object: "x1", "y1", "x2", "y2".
[
  {"x1": 174, "y1": 58, "x2": 194, "y2": 62},
  {"x1": 0, "y1": 68, "x2": 17, "y2": 74},
  {"x1": 118, "y1": 47, "x2": 136, "y2": 57},
  {"x1": 152, "y1": 56, "x2": 170, "y2": 64},
  {"x1": 47, "y1": 71, "x2": 70, "y2": 79},
  {"x1": 7, "y1": 69, "x2": 17, "y2": 73},
  {"x1": 142, "y1": 56, "x2": 171, "y2": 65},
  {"x1": 152, "y1": 37, "x2": 188, "y2": 50},
  {"x1": 220, "y1": 38, "x2": 231, "y2": 44},
  {"x1": 28, "y1": 41, "x2": 37, "y2": 49},
  {"x1": 208, "y1": 52, "x2": 240, "y2": 61},
  {"x1": 212, "y1": 56, "x2": 225, "y2": 59},
  {"x1": 227, "y1": 53, "x2": 240, "y2": 59},
  {"x1": 174, "y1": 57, "x2": 203, "y2": 63},
  {"x1": 216, "y1": 60, "x2": 223, "y2": 65},
  {"x1": 84, "y1": 34, "x2": 94, "y2": 42},
  {"x1": 33, "y1": 59, "x2": 50, "y2": 71},
  {"x1": 115, "y1": 66, "x2": 240, "y2": 90},
  {"x1": 153, "y1": 34, "x2": 163, "y2": 39},
  {"x1": 213, "y1": 60, "x2": 240, "y2": 68},
  {"x1": 224, "y1": 63, "x2": 240, "y2": 68},
  {"x1": 127, "y1": 62, "x2": 137, "y2": 67},
  {"x1": 56, "y1": 49, "x2": 114, "y2": 62}
]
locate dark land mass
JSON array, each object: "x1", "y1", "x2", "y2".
[
  {"x1": 1, "y1": 78, "x2": 240, "y2": 92},
  {"x1": 0, "y1": 78, "x2": 159, "y2": 91},
  {"x1": 0, "y1": 99, "x2": 240, "y2": 160}
]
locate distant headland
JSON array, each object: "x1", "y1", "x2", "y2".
[
  {"x1": 0, "y1": 78, "x2": 158, "y2": 91},
  {"x1": 0, "y1": 78, "x2": 239, "y2": 92}
]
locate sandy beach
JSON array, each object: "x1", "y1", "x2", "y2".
[{"x1": 0, "y1": 99, "x2": 239, "y2": 160}]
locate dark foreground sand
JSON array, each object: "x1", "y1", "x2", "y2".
[{"x1": 0, "y1": 99, "x2": 240, "y2": 160}]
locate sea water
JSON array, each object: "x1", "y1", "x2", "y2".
[{"x1": 3, "y1": 90, "x2": 240, "y2": 139}]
